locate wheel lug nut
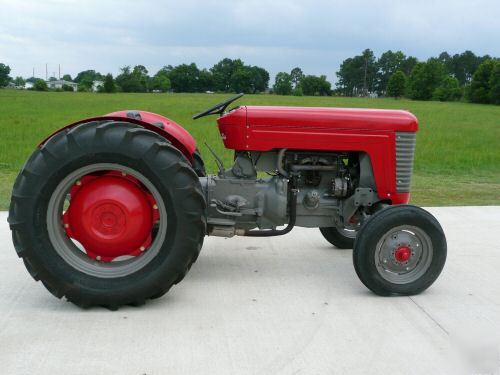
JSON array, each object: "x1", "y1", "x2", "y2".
[
  {"x1": 96, "y1": 256, "x2": 102, "y2": 261},
  {"x1": 75, "y1": 180, "x2": 82, "y2": 186},
  {"x1": 64, "y1": 223, "x2": 69, "y2": 228},
  {"x1": 121, "y1": 172, "x2": 127, "y2": 176},
  {"x1": 153, "y1": 204, "x2": 158, "y2": 210},
  {"x1": 140, "y1": 246, "x2": 146, "y2": 252}
]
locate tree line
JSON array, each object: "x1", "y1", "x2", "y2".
[
  {"x1": 0, "y1": 58, "x2": 271, "y2": 94},
  {"x1": 1, "y1": 51, "x2": 499, "y2": 104},
  {"x1": 336, "y1": 49, "x2": 500, "y2": 104}
]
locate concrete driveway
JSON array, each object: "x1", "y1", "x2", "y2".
[{"x1": 1, "y1": 207, "x2": 499, "y2": 375}]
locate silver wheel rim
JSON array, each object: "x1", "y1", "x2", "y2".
[
  {"x1": 47, "y1": 163, "x2": 168, "y2": 278},
  {"x1": 374, "y1": 225, "x2": 433, "y2": 284}
]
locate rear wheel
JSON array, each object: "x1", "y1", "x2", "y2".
[
  {"x1": 8, "y1": 121, "x2": 206, "y2": 309},
  {"x1": 192, "y1": 148, "x2": 206, "y2": 177},
  {"x1": 319, "y1": 226, "x2": 357, "y2": 249},
  {"x1": 353, "y1": 205, "x2": 446, "y2": 296}
]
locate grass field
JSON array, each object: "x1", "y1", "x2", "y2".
[{"x1": 0, "y1": 90, "x2": 499, "y2": 209}]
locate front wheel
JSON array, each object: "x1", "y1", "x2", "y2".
[{"x1": 353, "y1": 205, "x2": 446, "y2": 296}]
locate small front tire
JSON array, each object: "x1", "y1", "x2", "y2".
[{"x1": 353, "y1": 205, "x2": 446, "y2": 296}]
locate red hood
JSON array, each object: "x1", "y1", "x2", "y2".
[{"x1": 243, "y1": 106, "x2": 418, "y2": 132}]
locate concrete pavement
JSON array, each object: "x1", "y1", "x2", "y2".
[{"x1": 1, "y1": 207, "x2": 500, "y2": 375}]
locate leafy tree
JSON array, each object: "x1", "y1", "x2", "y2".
[
  {"x1": 400, "y1": 56, "x2": 418, "y2": 76},
  {"x1": 290, "y1": 67, "x2": 304, "y2": 89},
  {"x1": 386, "y1": 70, "x2": 407, "y2": 98},
  {"x1": 273, "y1": 72, "x2": 293, "y2": 95},
  {"x1": 433, "y1": 76, "x2": 462, "y2": 101},
  {"x1": 336, "y1": 49, "x2": 376, "y2": 96},
  {"x1": 103, "y1": 73, "x2": 116, "y2": 93},
  {"x1": 447, "y1": 51, "x2": 487, "y2": 85},
  {"x1": 115, "y1": 66, "x2": 135, "y2": 92},
  {"x1": 74, "y1": 69, "x2": 104, "y2": 91},
  {"x1": 248, "y1": 66, "x2": 269, "y2": 93},
  {"x1": 150, "y1": 67, "x2": 171, "y2": 92},
  {"x1": 13, "y1": 76, "x2": 25, "y2": 87},
  {"x1": 169, "y1": 63, "x2": 201, "y2": 92},
  {"x1": 0, "y1": 63, "x2": 11, "y2": 87},
  {"x1": 198, "y1": 69, "x2": 215, "y2": 92},
  {"x1": 61, "y1": 84, "x2": 74, "y2": 92},
  {"x1": 209, "y1": 59, "x2": 268, "y2": 93},
  {"x1": 115, "y1": 66, "x2": 149, "y2": 92},
  {"x1": 229, "y1": 65, "x2": 269, "y2": 93},
  {"x1": 336, "y1": 57, "x2": 357, "y2": 96},
  {"x1": 360, "y1": 49, "x2": 376, "y2": 95},
  {"x1": 301, "y1": 75, "x2": 331, "y2": 96},
  {"x1": 151, "y1": 74, "x2": 170, "y2": 92},
  {"x1": 62, "y1": 74, "x2": 73, "y2": 81},
  {"x1": 230, "y1": 67, "x2": 254, "y2": 93},
  {"x1": 132, "y1": 65, "x2": 149, "y2": 92},
  {"x1": 376, "y1": 50, "x2": 406, "y2": 95},
  {"x1": 407, "y1": 59, "x2": 446, "y2": 100},
  {"x1": 74, "y1": 70, "x2": 103, "y2": 84},
  {"x1": 469, "y1": 59, "x2": 495, "y2": 103},
  {"x1": 33, "y1": 79, "x2": 48, "y2": 91},
  {"x1": 438, "y1": 51, "x2": 451, "y2": 65},
  {"x1": 407, "y1": 63, "x2": 427, "y2": 100},
  {"x1": 79, "y1": 77, "x2": 94, "y2": 91},
  {"x1": 78, "y1": 84, "x2": 91, "y2": 92},
  {"x1": 210, "y1": 58, "x2": 244, "y2": 92},
  {"x1": 489, "y1": 62, "x2": 500, "y2": 105}
]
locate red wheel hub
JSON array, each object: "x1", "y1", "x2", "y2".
[
  {"x1": 63, "y1": 172, "x2": 159, "y2": 262},
  {"x1": 394, "y1": 246, "x2": 412, "y2": 263}
]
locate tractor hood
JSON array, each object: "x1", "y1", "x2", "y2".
[
  {"x1": 243, "y1": 106, "x2": 418, "y2": 132},
  {"x1": 217, "y1": 105, "x2": 418, "y2": 151}
]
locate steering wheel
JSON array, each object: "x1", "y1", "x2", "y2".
[{"x1": 192, "y1": 93, "x2": 244, "y2": 120}]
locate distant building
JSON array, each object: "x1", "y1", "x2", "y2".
[
  {"x1": 24, "y1": 82, "x2": 34, "y2": 89},
  {"x1": 92, "y1": 80, "x2": 104, "y2": 92},
  {"x1": 46, "y1": 79, "x2": 78, "y2": 91}
]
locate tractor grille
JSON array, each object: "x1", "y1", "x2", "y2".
[{"x1": 395, "y1": 132, "x2": 416, "y2": 192}]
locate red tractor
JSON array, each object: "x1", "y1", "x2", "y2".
[{"x1": 9, "y1": 94, "x2": 446, "y2": 309}]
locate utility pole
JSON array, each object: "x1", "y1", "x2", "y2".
[
  {"x1": 33, "y1": 67, "x2": 35, "y2": 79},
  {"x1": 45, "y1": 63, "x2": 48, "y2": 81},
  {"x1": 59, "y1": 64, "x2": 61, "y2": 80}
]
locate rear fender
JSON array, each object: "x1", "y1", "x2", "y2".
[{"x1": 39, "y1": 110, "x2": 197, "y2": 162}]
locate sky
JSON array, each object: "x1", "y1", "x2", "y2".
[{"x1": 1, "y1": 0, "x2": 500, "y2": 84}]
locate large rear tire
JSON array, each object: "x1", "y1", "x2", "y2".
[
  {"x1": 192, "y1": 148, "x2": 206, "y2": 177},
  {"x1": 8, "y1": 121, "x2": 206, "y2": 309},
  {"x1": 353, "y1": 205, "x2": 446, "y2": 296}
]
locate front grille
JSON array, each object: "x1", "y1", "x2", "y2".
[{"x1": 395, "y1": 132, "x2": 416, "y2": 192}]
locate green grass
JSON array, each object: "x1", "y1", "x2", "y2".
[{"x1": 1, "y1": 90, "x2": 499, "y2": 209}]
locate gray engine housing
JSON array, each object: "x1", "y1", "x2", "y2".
[{"x1": 200, "y1": 150, "x2": 379, "y2": 236}]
